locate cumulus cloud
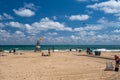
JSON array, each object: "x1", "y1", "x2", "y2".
[
  {"x1": 0, "y1": 29, "x2": 25, "y2": 38},
  {"x1": 69, "y1": 15, "x2": 89, "y2": 21},
  {"x1": 5, "y1": 17, "x2": 72, "y2": 35},
  {"x1": 87, "y1": 0, "x2": 120, "y2": 14},
  {"x1": 0, "y1": 29, "x2": 35, "y2": 45},
  {"x1": 0, "y1": 29, "x2": 11, "y2": 40},
  {"x1": 74, "y1": 25, "x2": 102, "y2": 31},
  {"x1": 13, "y1": 8, "x2": 35, "y2": 17},
  {"x1": 0, "y1": 23, "x2": 5, "y2": 28},
  {"x1": 113, "y1": 29, "x2": 120, "y2": 33},
  {"x1": 5, "y1": 21, "x2": 24, "y2": 29},
  {"x1": 70, "y1": 35, "x2": 81, "y2": 40},
  {"x1": 69, "y1": 33, "x2": 120, "y2": 45},
  {"x1": 13, "y1": 3, "x2": 36, "y2": 17},
  {"x1": 31, "y1": 17, "x2": 72, "y2": 32},
  {"x1": 14, "y1": 31, "x2": 26, "y2": 37},
  {"x1": 97, "y1": 17, "x2": 108, "y2": 24},
  {"x1": 47, "y1": 32, "x2": 58, "y2": 36},
  {"x1": 24, "y1": 3, "x2": 36, "y2": 10},
  {"x1": 0, "y1": 13, "x2": 13, "y2": 20},
  {"x1": 78, "y1": 31, "x2": 87, "y2": 37},
  {"x1": 3, "y1": 13, "x2": 14, "y2": 19},
  {"x1": 97, "y1": 17, "x2": 120, "y2": 28}
]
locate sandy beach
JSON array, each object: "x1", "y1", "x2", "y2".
[{"x1": 0, "y1": 51, "x2": 120, "y2": 80}]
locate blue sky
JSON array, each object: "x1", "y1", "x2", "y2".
[{"x1": 0, "y1": 0, "x2": 120, "y2": 45}]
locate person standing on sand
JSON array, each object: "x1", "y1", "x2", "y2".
[
  {"x1": 48, "y1": 48, "x2": 50, "y2": 56},
  {"x1": 114, "y1": 55, "x2": 120, "y2": 72},
  {"x1": 52, "y1": 46, "x2": 54, "y2": 53},
  {"x1": 13, "y1": 48, "x2": 16, "y2": 55}
]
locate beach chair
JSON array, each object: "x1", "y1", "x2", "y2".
[{"x1": 104, "y1": 62, "x2": 114, "y2": 71}]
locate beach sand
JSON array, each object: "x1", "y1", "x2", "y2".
[{"x1": 0, "y1": 51, "x2": 120, "y2": 80}]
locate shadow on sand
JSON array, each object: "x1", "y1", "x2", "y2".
[{"x1": 76, "y1": 54, "x2": 114, "y2": 60}]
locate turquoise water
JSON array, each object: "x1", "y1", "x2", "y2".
[{"x1": 0, "y1": 45, "x2": 120, "y2": 51}]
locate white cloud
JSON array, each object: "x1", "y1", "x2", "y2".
[
  {"x1": 69, "y1": 33, "x2": 120, "y2": 45},
  {"x1": 88, "y1": 31, "x2": 96, "y2": 36},
  {"x1": 70, "y1": 35, "x2": 81, "y2": 40},
  {"x1": 13, "y1": 3, "x2": 36, "y2": 17},
  {"x1": 97, "y1": 17, "x2": 120, "y2": 28},
  {"x1": 78, "y1": 31, "x2": 87, "y2": 37},
  {"x1": 69, "y1": 15, "x2": 89, "y2": 21},
  {"x1": 87, "y1": 0, "x2": 120, "y2": 14},
  {"x1": 97, "y1": 17, "x2": 108, "y2": 24},
  {"x1": 0, "y1": 30, "x2": 26, "y2": 44},
  {"x1": 14, "y1": 31, "x2": 26, "y2": 37},
  {"x1": 47, "y1": 32, "x2": 58, "y2": 36},
  {"x1": 0, "y1": 23, "x2": 5, "y2": 28},
  {"x1": 3, "y1": 13, "x2": 14, "y2": 19},
  {"x1": 85, "y1": 10, "x2": 93, "y2": 14},
  {"x1": 118, "y1": 17, "x2": 120, "y2": 21},
  {"x1": 0, "y1": 13, "x2": 13, "y2": 20},
  {"x1": 32, "y1": 17, "x2": 72, "y2": 31},
  {"x1": 0, "y1": 29, "x2": 34, "y2": 45},
  {"x1": 24, "y1": 3, "x2": 36, "y2": 10},
  {"x1": 75, "y1": 30, "x2": 96, "y2": 37},
  {"x1": 74, "y1": 25, "x2": 102, "y2": 31},
  {"x1": 53, "y1": 16, "x2": 57, "y2": 20},
  {"x1": 6, "y1": 21, "x2": 24, "y2": 29},
  {"x1": 113, "y1": 29, "x2": 120, "y2": 33},
  {"x1": 5, "y1": 17, "x2": 72, "y2": 35},
  {"x1": 13, "y1": 8, "x2": 35, "y2": 17},
  {"x1": 0, "y1": 29, "x2": 11, "y2": 41}
]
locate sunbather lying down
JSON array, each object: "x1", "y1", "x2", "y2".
[{"x1": 41, "y1": 52, "x2": 50, "y2": 56}]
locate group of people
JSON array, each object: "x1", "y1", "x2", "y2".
[
  {"x1": 86, "y1": 48, "x2": 120, "y2": 72},
  {"x1": 9, "y1": 49, "x2": 16, "y2": 54},
  {"x1": 35, "y1": 39, "x2": 55, "y2": 57},
  {"x1": 86, "y1": 48, "x2": 93, "y2": 55},
  {"x1": 34, "y1": 39, "x2": 54, "y2": 52}
]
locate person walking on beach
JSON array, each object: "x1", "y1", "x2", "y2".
[
  {"x1": 13, "y1": 48, "x2": 16, "y2": 55},
  {"x1": 86, "y1": 48, "x2": 90, "y2": 54},
  {"x1": 48, "y1": 48, "x2": 50, "y2": 56},
  {"x1": 114, "y1": 55, "x2": 120, "y2": 71},
  {"x1": 52, "y1": 46, "x2": 54, "y2": 53}
]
